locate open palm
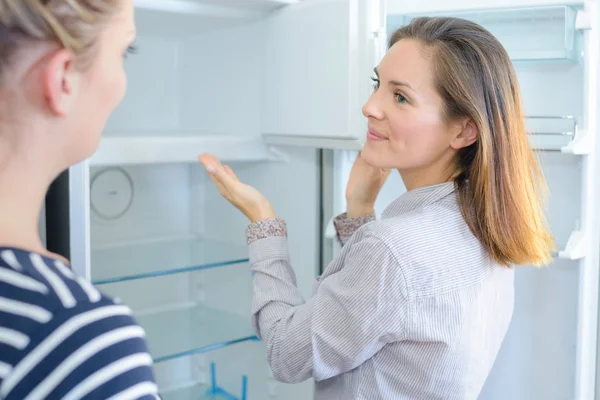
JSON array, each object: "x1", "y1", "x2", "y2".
[{"x1": 198, "y1": 153, "x2": 276, "y2": 222}]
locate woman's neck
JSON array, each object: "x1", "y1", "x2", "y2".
[
  {"x1": 0, "y1": 160, "x2": 53, "y2": 257},
  {"x1": 400, "y1": 169, "x2": 457, "y2": 192},
  {"x1": 399, "y1": 153, "x2": 460, "y2": 191},
  {"x1": 0, "y1": 119, "x2": 72, "y2": 263}
]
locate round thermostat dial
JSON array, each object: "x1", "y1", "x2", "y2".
[{"x1": 90, "y1": 168, "x2": 134, "y2": 221}]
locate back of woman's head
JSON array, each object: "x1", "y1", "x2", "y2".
[
  {"x1": 389, "y1": 17, "x2": 554, "y2": 266},
  {"x1": 0, "y1": 0, "x2": 134, "y2": 172},
  {"x1": 0, "y1": 0, "x2": 119, "y2": 78}
]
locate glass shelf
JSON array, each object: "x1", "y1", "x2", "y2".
[
  {"x1": 135, "y1": 305, "x2": 258, "y2": 363},
  {"x1": 160, "y1": 362, "x2": 247, "y2": 400},
  {"x1": 91, "y1": 238, "x2": 249, "y2": 285},
  {"x1": 387, "y1": 5, "x2": 579, "y2": 62},
  {"x1": 161, "y1": 384, "x2": 237, "y2": 400}
]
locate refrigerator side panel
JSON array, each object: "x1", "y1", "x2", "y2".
[
  {"x1": 68, "y1": 161, "x2": 91, "y2": 280},
  {"x1": 44, "y1": 161, "x2": 91, "y2": 280},
  {"x1": 576, "y1": 2, "x2": 600, "y2": 398}
]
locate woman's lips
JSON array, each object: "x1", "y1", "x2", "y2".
[{"x1": 367, "y1": 129, "x2": 387, "y2": 141}]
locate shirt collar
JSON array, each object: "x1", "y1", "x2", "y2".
[{"x1": 382, "y1": 181, "x2": 457, "y2": 219}]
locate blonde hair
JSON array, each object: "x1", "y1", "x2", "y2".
[
  {"x1": 0, "y1": 0, "x2": 118, "y2": 75},
  {"x1": 390, "y1": 17, "x2": 555, "y2": 267}
]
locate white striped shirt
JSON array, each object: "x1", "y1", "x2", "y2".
[
  {"x1": 246, "y1": 181, "x2": 515, "y2": 399},
  {"x1": 0, "y1": 248, "x2": 159, "y2": 400}
]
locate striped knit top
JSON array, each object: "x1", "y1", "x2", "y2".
[
  {"x1": 0, "y1": 247, "x2": 158, "y2": 399},
  {"x1": 246, "y1": 181, "x2": 515, "y2": 399}
]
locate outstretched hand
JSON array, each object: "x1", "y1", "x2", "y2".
[{"x1": 197, "y1": 153, "x2": 276, "y2": 223}]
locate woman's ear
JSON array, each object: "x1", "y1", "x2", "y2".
[
  {"x1": 42, "y1": 48, "x2": 80, "y2": 117},
  {"x1": 451, "y1": 119, "x2": 478, "y2": 150}
]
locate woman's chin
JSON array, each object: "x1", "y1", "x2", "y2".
[{"x1": 360, "y1": 145, "x2": 386, "y2": 168}]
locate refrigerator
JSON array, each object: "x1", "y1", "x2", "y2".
[{"x1": 41, "y1": 0, "x2": 600, "y2": 399}]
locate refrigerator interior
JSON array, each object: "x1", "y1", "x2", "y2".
[
  {"x1": 85, "y1": 2, "x2": 320, "y2": 399},
  {"x1": 377, "y1": 4, "x2": 592, "y2": 400}
]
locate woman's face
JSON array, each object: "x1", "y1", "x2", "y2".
[
  {"x1": 361, "y1": 38, "x2": 472, "y2": 184},
  {"x1": 61, "y1": 0, "x2": 136, "y2": 166}
]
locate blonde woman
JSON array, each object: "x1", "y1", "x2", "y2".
[
  {"x1": 0, "y1": 1, "x2": 158, "y2": 398},
  {"x1": 199, "y1": 16, "x2": 555, "y2": 400}
]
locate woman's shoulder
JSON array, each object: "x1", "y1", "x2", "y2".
[
  {"x1": 369, "y1": 199, "x2": 469, "y2": 249},
  {"x1": 361, "y1": 202, "x2": 498, "y2": 297},
  {"x1": 0, "y1": 246, "x2": 115, "y2": 310}
]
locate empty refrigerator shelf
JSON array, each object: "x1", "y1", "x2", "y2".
[
  {"x1": 91, "y1": 237, "x2": 249, "y2": 284},
  {"x1": 89, "y1": 135, "x2": 276, "y2": 166},
  {"x1": 136, "y1": 305, "x2": 258, "y2": 363}
]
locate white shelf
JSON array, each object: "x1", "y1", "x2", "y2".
[
  {"x1": 134, "y1": 0, "x2": 299, "y2": 36},
  {"x1": 89, "y1": 133, "x2": 367, "y2": 166},
  {"x1": 557, "y1": 231, "x2": 587, "y2": 260},
  {"x1": 89, "y1": 135, "x2": 273, "y2": 166},
  {"x1": 560, "y1": 131, "x2": 592, "y2": 155},
  {"x1": 135, "y1": 0, "x2": 297, "y2": 16},
  {"x1": 262, "y1": 133, "x2": 364, "y2": 151}
]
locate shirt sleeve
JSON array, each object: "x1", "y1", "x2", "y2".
[
  {"x1": 332, "y1": 212, "x2": 376, "y2": 246},
  {"x1": 1, "y1": 298, "x2": 159, "y2": 400},
  {"x1": 246, "y1": 219, "x2": 409, "y2": 384}
]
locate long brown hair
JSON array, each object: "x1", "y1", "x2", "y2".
[{"x1": 389, "y1": 17, "x2": 555, "y2": 266}]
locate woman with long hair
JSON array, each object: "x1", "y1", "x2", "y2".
[{"x1": 199, "y1": 16, "x2": 554, "y2": 399}]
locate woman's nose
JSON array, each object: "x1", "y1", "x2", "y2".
[{"x1": 362, "y1": 91, "x2": 385, "y2": 121}]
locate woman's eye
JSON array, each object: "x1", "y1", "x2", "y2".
[
  {"x1": 396, "y1": 93, "x2": 408, "y2": 104},
  {"x1": 370, "y1": 76, "x2": 380, "y2": 90},
  {"x1": 124, "y1": 44, "x2": 138, "y2": 59}
]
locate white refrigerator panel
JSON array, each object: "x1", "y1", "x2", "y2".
[{"x1": 262, "y1": 0, "x2": 386, "y2": 150}]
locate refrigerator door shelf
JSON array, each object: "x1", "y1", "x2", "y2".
[
  {"x1": 91, "y1": 237, "x2": 248, "y2": 285},
  {"x1": 388, "y1": 5, "x2": 581, "y2": 63},
  {"x1": 557, "y1": 230, "x2": 587, "y2": 260}
]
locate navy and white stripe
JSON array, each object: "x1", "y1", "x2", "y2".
[
  {"x1": 247, "y1": 181, "x2": 515, "y2": 400},
  {"x1": 0, "y1": 248, "x2": 159, "y2": 400}
]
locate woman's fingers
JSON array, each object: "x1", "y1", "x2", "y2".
[
  {"x1": 223, "y1": 164, "x2": 239, "y2": 181},
  {"x1": 198, "y1": 153, "x2": 276, "y2": 221},
  {"x1": 198, "y1": 153, "x2": 241, "y2": 204},
  {"x1": 199, "y1": 154, "x2": 230, "y2": 183},
  {"x1": 197, "y1": 153, "x2": 217, "y2": 171}
]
